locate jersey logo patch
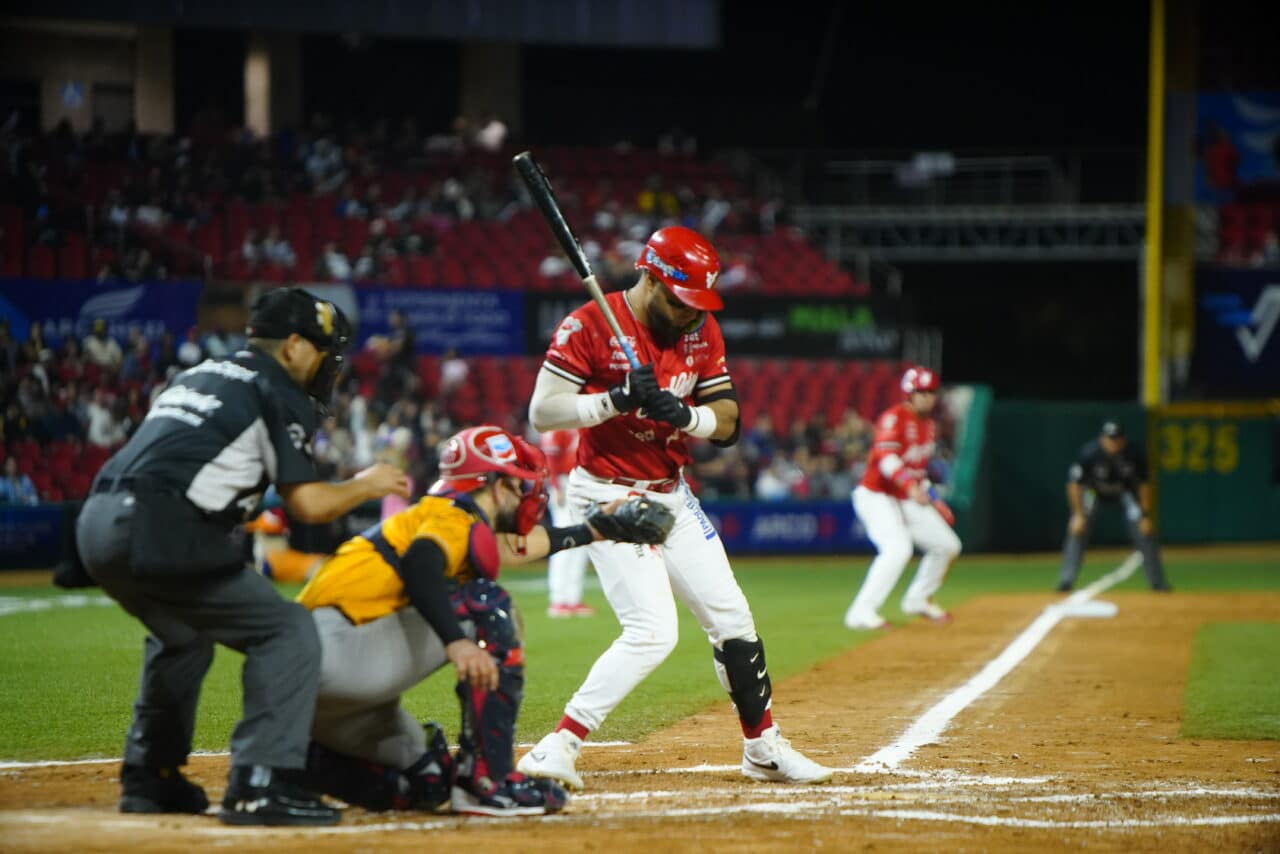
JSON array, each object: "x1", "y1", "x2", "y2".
[{"x1": 554, "y1": 317, "x2": 583, "y2": 346}]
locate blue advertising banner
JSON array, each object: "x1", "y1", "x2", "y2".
[
  {"x1": 0, "y1": 280, "x2": 202, "y2": 347},
  {"x1": 1194, "y1": 267, "x2": 1280, "y2": 397},
  {"x1": 0, "y1": 506, "x2": 64, "y2": 569},
  {"x1": 1196, "y1": 93, "x2": 1280, "y2": 204},
  {"x1": 700, "y1": 499, "x2": 873, "y2": 554},
  {"x1": 355, "y1": 288, "x2": 526, "y2": 355}
]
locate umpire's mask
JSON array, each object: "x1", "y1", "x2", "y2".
[{"x1": 246, "y1": 288, "x2": 353, "y2": 406}]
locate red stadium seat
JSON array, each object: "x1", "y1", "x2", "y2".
[{"x1": 26, "y1": 247, "x2": 56, "y2": 278}]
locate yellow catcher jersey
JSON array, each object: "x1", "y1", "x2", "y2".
[{"x1": 297, "y1": 495, "x2": 481, "y2": 624}]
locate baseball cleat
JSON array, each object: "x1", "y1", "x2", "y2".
[
  {"x1": 843, "y1": 610, "x2": 890, "y2": 631},
  {"x1": 218, "y1": 764, "x2": 340, "y2": 826},
  {"x1": 741, "y1": 726, "x2": 833, "y2": 784},
  {"x1": 902, "y1": 600, "x2": 952, "y2": 624},
  {"x1": 516, "y1": 729, "x2": 584, "y2": 791},
  {"x1": 547, "y1": 604, "x2": 595, "y2": 618},
  {"x1": 118, "y1": 763, "x2": 209, "y2": 814},
  {"x1": 450, "y1": 772, "x2": 567, "y2": 817}
]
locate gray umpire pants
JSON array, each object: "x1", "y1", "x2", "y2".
[
  {"x1": 76, "y1": 491, "x2": 321, "y2": 770},
  {"x1": 1058, "y1": 491, "x2": 1169, "y2": 590},
  {"x1": 310, "y1": 606, "x2": 460, "y2": 770}
]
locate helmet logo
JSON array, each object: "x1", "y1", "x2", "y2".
[
  {"x1": 441, "y1": 438, "x2": 463, "y2": 466},
  {"x1": 644, "y1": 248, "x2": 688, "y2": 282},
  {"x1": 483, "y1": 433, "x2": 517, "y2": 463},
  {"x1": 315, "y1": 302, "x2": 334, "y2": 337},
  {"x1": 705, "y1": 269, "x2": 719, "y2": 289}
]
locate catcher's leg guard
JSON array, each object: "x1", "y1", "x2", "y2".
[
  {"x1": 403, "y1": 721, "x2": 453, "y2": 811},
  {"x1": 451, "y1": 578, "x2": 524, "y2": 788},
  {"x1": 302, "y1": 740, "x2": 411, "y2": 811},
  {"x1": 713, "y1": 637, "x2": 772, "y2": 729}
]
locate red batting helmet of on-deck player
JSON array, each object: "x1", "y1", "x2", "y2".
[
  {"x1": 635, "y1": 226, "x2": 724, "y2": 311},
  {"x1": 901, "y1": 365, "x2": 941, "y2": 396}
]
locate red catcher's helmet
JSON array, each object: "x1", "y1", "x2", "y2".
[
  {"x1": 635, "y1": 226, "x2": 723, "y2": 311},
  {"x1": 901, "y1": 365, "x2": 941, "y2": 396},
  {"x1": 429, "y1": 426, "x2": 549, "y2": 535}
]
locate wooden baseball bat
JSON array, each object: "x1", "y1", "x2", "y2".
[{"x1": 512, "y1": 150, "x2": 641, "y2": 369}]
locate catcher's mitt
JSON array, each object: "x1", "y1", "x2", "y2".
[{"x1": 586, "y1": 498, "x2": 675, "y2": 545}]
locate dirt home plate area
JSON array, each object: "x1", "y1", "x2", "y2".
[{"x1": 3, "y1": 590, "x2": 1278, "y2": 852}]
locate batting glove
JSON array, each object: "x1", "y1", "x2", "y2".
[
  {"x1": 608, "y1": 363, "x2": 658, "y2": 413},
  {"x1": 643, "y1": 390, "x2": 693, "y2": 429}
]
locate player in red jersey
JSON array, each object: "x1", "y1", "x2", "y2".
[
  {"x1": 539, "y1": 429, "x2": 595, "y2": 617},
  {"x1": 844, "y1": 366, "x2": 961, "y2": 630},
  {"x1": 516, "y1": 226, "x2": 831, "y2": 789}
]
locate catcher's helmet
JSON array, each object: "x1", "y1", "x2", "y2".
[
  {"x1": 901, "y1": 365, "x2": 941, "y2": 396},
  {"x1": 429, "y1": 426, "x2": 548, "y2": 535},
  {"x1": 635, "y1": 226, "x2": 723, "y2": 311},
  {"x1": 245, "y1": 287, "x2": 352, "y2": 404}
]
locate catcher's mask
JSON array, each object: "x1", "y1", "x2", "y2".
[{"x1": 429, "y1": 426, "x2": 549, "y2": 535}]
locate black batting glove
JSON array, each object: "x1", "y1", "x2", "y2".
[
  {"x1": 643, "y1": 390, "x2": 694, "y2": 429},
  {"x1": 608, "y1": 363, "x2": 658, "y2": 413}
]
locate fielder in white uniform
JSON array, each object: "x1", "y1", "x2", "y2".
[
  {"x1": 845, "y1": 366, "x2": 962, "y2": 630},
  {"x1": 516, "y1": 226, "x2": 831, "y2": 789},
  {"x1": 540, "y1": 429, "x2": 595, "y2": 617}
]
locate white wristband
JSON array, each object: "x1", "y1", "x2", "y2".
[
  {"x1": 685, "y1": 405, "x2": 718, "y2": 438},
  {"x1": 575, "y1": 392, "x2": 618, "y2": 427}
]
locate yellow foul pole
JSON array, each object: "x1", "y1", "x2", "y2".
[{"x1": 1143, "y1": 0, "x2": 1166, "y2": 406}]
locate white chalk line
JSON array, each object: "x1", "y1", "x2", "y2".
[
  {"x1": 0, "y1": 741, "x2": 632, "y2": 771},
  {"x1": 855, "y1": 552, "x2": 1142, "y2": 773},
  {"x1": 0, "y1": 593, "x2": 115, "y2": 617},
  {"x1": 838, "y1": 807, "x2": 1280, "y2": 830}
]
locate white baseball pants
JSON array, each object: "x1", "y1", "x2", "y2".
[
  {"x1": 561, "y1": 468, "x2": 758, "y2": 732},
  {"x1": 546, "y1": 479, "x2": 591, "y2": 607},
  {"x1": 847, "y1": 485, "x2": 962, "y2": 621}
]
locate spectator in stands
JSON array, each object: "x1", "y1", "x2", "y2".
[
  {"x1": 0, "y1": 457, "x2": 40, "y2": 506},
  {"x1": 135, "y1": 193, "x2": 167, "y2": 229},
  {"x1": 385, "y1": 185, "x2": 420, "y2": 223},
  {"x1": 437, "y1": 348, "x2": 469, "y2": 400},
  {"x1": 335, "y1": 182, "x2": 366, "y2": 219},
  {"x1": 40, "y1": 390, "x2": 82, "y2": 443},
  {"x1": 1200, "y1": 124, "x2": 1240, "y2": 203},
  {"x1": 0, "y1": 320, "x2": 16, "y2": 376},
  {"x1": 3, "y1": 400, "x2": 39, "y2": 444},
  {"x1": 177, "y1": 327, "x2": 203, "y2": 367},
  {"x1": 637, "y1": 175, "x2": 680, "y2": 219},
  {"x1": 120, "y1": 330, "x2": 151, "y2": 382},
  {"x1": 17, "y1": 322, "x2": 47, "y2": 370},
  {"x1": 241, "y1": 228, "x2": 262, "y2": 269},
  {"x1": 474, "y1": 114, "x2": 508, "y2": 152},
  {"x1": 82, "y1": 319, "x2": 123, "y2": 373},
  {"x1": 755, "y1": 455, "x2": 801, "y2": 501},
  {"x1": 153, "y1": 331, "x2": 179, "y2": 377},
  {"x1": 86, "y1": 388, "x2": 127, "y2": 448},
  {"x1": 316, "y1": 241, "x2": 352, "y2": 281},
  {"x1": 261, "y1": 225, "x2": 297, "y2": 269},
  {"x1": 352, "y1": 245, "x2": 377, "y2": 281},
  {"x1": 743, "y1": 413, "x2": 779, "y2": 467},
  {"x1": 202, "y1": 325, "x2": 235, "y2": 359},
  {"x1": 305, "y1": 137, "x2": 346, "y2": 193},
  {"x1": 1255, "y1": 230, "x2": 1280, "y2": 267}
]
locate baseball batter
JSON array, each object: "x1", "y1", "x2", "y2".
[
  {"x1": 516, "y1": 226, "x2": 832, "y2": 789},
  {"x1": 540, "y1": 428, "x2": 595, "y2": 617},
  {"x1": 844, "y1": 366, "x2": 961, "y2": 630},
  {"x1": 294, "y1": 426, "x2": 673, "y2": 817}
]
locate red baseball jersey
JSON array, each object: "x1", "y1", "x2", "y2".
[
  {"x1": 542, "y1": 291, "x2": 732, "y2": 481},
  {"x1": 539, "y1": 429, "x2": 580, "y2": 478},
  {"x1": 860, "y1": 402, "x2": 937, "y2": 499}
]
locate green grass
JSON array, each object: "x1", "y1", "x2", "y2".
[
  {"x1": 1, "y1": 553, "x2": 1276, "y2": 760},
  {"x1": 1182, "y1": 622, "x2": 1280, "y2": 740}
]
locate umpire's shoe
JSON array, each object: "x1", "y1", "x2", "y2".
[
  {"x1": 219, "y1": 764, "x2": 341, "y2": 826},
  {"x1": 119, "y1": 762, "x2": 210, "y2": 814}
]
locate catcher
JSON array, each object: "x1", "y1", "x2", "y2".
[{"x1": 294, "y1": 425, "x2": 673, "y2": 818}]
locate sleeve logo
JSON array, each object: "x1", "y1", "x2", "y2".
[{"x1": 554, "y1": 317, "x2": 583, "y2": 346}]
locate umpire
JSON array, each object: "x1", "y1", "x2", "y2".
[
  {"x1": 1056, "y1": 420, "x2": 1172, "y2": 593},
  {"x1": 76, "y1": 288, "x2": 409, "y2": 826}
]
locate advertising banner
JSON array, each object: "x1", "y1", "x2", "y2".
[
  {"x1": 1196, "y1": 93, "x2": 1280, "y2": 204},
  {"x1": 0, "y1": 280, "x2": 202, "y2": 348},
  {"x1": 1194, "y1": 267, "x2": 1280, "y2": 397},
  {"x1": 700, "y1": 499, "x2": 874, "y2": 554},
  {"x1": 528, "y1": 293, "x2": 900, "y2": 358},
  {"x1": 355, "y1": 287, "x2": 526, "y2": 355}
]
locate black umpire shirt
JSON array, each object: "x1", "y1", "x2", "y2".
[
  {"x1": 1067, "y1": 440, "x2": 1147, "y2": 502},
  {"x1": 96, "y1": 347, "x2": 320, "y2": 527}
]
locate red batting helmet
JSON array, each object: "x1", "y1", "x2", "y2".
[
  {"x1": 635, "y1": 226, "x2": 723, "y2": 311},
  {"x1": 901, "y1": 365, "x2": 941, "y2": 396},
  {"x1": 429, "y1": 426, "x2": 549, "y2": 535}
]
